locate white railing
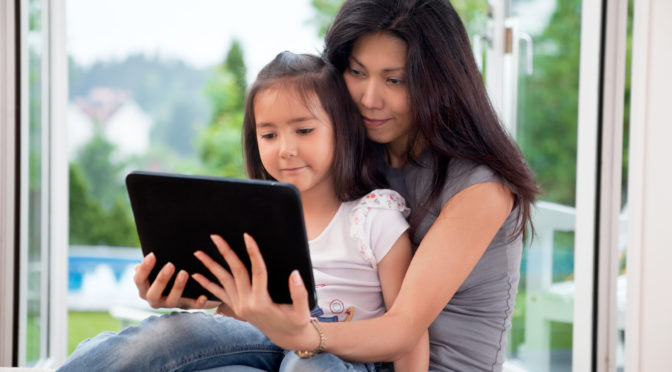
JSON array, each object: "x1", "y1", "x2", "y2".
[{"x1": 510, "y1": 201, "x2": 627, "y2": 372}]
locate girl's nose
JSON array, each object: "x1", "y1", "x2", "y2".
[
  {"x1": 279, "y1": 137, "x2": 297, "y2": 158},
  {"x1": 360, "y1": 80, "x2": 384, "y2": 110}
]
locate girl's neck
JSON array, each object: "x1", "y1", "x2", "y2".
[{"x1": 300, "y1": 186, "x2": 341, "y2": 241}]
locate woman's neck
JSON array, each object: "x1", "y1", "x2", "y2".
[
  {"x1": 300, "y1": 186, "x2": 341, "y2": 241},
  {"x1": 386, "y1": 136, "x2": 425, "y2": 168}
]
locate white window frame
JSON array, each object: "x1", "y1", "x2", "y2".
[
  {"x1": 46, "y1": 0, "x2": 69, "y2": 365},
  {"x1": 1, "y1": 0, "x2": 19, "y2": 365},
  {"x1": 595, "y1": 1, "x2": 629, "y2": 371},
  {"x1": 626, "y1": 0, "x2": 672, "y2": 371},
  {"x1": 573, "y1": 0, "x2": 603, "y2": 370},
  {"x1": 13, "y1": 0, "x2": 68, "y2": 367}
]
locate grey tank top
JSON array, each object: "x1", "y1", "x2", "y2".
[{"x1": 382, "y1": 152, "x2": 522, "y2": 372}]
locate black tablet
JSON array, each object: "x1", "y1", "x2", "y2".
[{"x1": 126, "y1": 171, "x2": 317, "y2": 309}]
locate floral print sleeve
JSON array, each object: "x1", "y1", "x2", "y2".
[{"x1": 349, "y1": 189, "x2": 410, "y2": 268}]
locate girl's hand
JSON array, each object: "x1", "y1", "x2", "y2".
[
  {"x1": 133, "y1": 252, "x2": 219, "y2": 309},
  {"x1": 192, "y1": 234, "x2": 320, "y2": 350}
]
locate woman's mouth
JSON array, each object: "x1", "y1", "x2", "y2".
[{"x1": 362, "y1": 117, "x2": 389, "y2": 128}]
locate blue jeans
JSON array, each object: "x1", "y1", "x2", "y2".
[{"x1": 57, "y1": 312, "x2": 381, "y2": 372}]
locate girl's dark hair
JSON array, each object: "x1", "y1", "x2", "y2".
[
  {"x1": 325, "y1": 0, "x2": 539, "y2": 237},
  {"x1": 243, "y1": 51, "x2": 386, "y2": 202}
]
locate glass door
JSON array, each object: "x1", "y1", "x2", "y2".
[
  {"x1": 470, "y1": 0, "x2": 603, "y2": 371},
  {"x1": 507, "y1": 2, "x2": 582, "y2": 370}
]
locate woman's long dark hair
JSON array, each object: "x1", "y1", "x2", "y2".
[
  {"x1": 325, "y1": 0, "x2": 539, "y2": 237},
  {"x1": 243, "y1": 51, "x2": 386, "y2": 202}
]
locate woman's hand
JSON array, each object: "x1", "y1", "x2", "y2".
[
  {"x1": 133, "y1": 252, "x2": 219, "y2": 309},
  {"x1": 192, "y1": 234, "x2": 320, "y2": 351}
]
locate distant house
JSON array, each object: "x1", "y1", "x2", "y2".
[{"x1": 67, "y1": 87, "x2": 153, "y2": 161}]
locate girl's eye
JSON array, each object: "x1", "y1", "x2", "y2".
[
  {"x1": 260, "y1": 133, "x2": 276, "y2": 140},
  {"x1": 297, "y1": 128, "x2": 314, "y2": 135}
]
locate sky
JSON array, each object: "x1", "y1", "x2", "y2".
[{"x1": 66, "y1": 0, "x2": 324, "y2": 79}]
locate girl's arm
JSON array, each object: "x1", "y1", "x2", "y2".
[
  {"x1": 377, "y1": 231, "x2": 429, "y2": 371},
  {"x1": 133, "y1": 252, "x2": 219, "y2": 309},
  {"x1": 194, "y1": 181, "x2": 513, "y2": 362}
]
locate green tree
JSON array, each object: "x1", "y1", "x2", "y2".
[
  {"x1": 198, "y1": 40, "x2": 248, "y2": 178},
  {"x1": 70, "y1": 135, "x2": 139, "y2": 247},
  {"x1": 225, "y1": 40, "x2": 247, "y2": 95},
  {"x1": 75, "y1": 132, "x2": 124, "y2": 208},
  {"x1": 310, "y1": 0, "x2": 344, "y2": 38},
  {"x1": 69, "y1": 163, "x2": 139, "y2": 247},
  {"x1": 516, "y1": 0, "x2": 582, "y2": 206},
  {"x1": 309, "y1": 1, "x2": 488, "y2": 39}
]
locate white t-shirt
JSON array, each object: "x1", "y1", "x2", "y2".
[{"x1": 309, "y1": 189, "x2": 409, "y2": 322}]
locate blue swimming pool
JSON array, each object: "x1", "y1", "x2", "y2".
[{"x1": 68, "y1": 245, "x2": 142, "y2": 291}]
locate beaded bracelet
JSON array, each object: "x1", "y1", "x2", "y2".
[{"x1": 295, "y1": 318, "x2": 326, "y2": 359}]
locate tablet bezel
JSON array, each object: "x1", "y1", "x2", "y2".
[{"x1": 126, "y1": 170, "x2": 317, "y2": 309}]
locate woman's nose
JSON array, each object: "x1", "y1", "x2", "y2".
[{"x1": 360, "y1": 80, "x2": 384, "y2": 110}]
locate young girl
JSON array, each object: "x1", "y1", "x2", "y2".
[
  {"x1": 57, "y1": 51, "x2": 427, "y2": 372},
  {"x1": 194, "y1": 51, "x2": 428, "y2": 371}
]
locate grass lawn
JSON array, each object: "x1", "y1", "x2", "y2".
[{"x1": 68, "y1": 311, "x2": 127, "y2": 355}]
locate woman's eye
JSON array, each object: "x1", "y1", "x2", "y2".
[
  {"x1": 387, "y1": 77, "x2": 405, "y2": 86},
  {"x1": 348, "y1": 66, "x2": 364, "y2": 77},
  {"x1": 297, "y1": 128, "x2": 314, "y2": 135},
  {"x1": 260, "y1": 133, "x2": 276, "y2": 139}
]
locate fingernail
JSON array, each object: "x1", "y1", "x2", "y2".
[
  {"x1": 178, "y1": 270, "x2": 187, "y2": 283},
  {"x1": 291, "y1": 270, "x2": 303, "y2": 286},
  {"x1": 163, "y1": 262, "x2": 174, "y2": 276}
]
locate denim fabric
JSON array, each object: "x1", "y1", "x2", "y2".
[
  {"x1": 57, "y1": 312, "x2": 284, "y2": 372},
  {"x1": 280, "y1": 351, "x2": 378, "y2": 372}
]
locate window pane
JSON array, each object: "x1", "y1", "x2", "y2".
[
  {"x1": 25, "y1": 0, "x2": 46, "y2": 364},
  {"x1": 65, "y1": 0, "x2": 321, "y2": 354},
  {"x1": 506, "y1": 1, "x2": 582, "y2": 371}
]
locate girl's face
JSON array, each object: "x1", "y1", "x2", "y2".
[
  {"x1": 343, "y1": 32, "x2": 412, "y2": 153},
  {"x1": 254, "y1": 86, "x2": 335, "y2": 197}
]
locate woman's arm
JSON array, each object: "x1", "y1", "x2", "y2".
[
  {"x1": 319, "y1": 182, "x2": 513, "y2": 361},
  {"x1": 377, "y1": 231, "x2": 429, "y2": 371},
  {"x1": 193, "y1": 181, "x2": 513, "y2": 362}
]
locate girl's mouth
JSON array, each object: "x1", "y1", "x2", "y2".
[{"x1": 281, "y1": 166, "x2": 306, "y2": 172}]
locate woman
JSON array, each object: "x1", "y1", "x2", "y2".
[
  {"x1": 197, "y1": 0, "x2": 538, "y2": 371},
  {"x1": 128, "y1": 0, "x2": 537, "y2": 371}
]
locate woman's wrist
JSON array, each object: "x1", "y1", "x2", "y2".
[{"x1": 294, "y1": 318, "x2": 326, "y2": 358}]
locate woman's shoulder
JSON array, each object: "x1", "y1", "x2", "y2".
[{"x1": 440, "y1": 158, "x2": 510, "y2": 202}]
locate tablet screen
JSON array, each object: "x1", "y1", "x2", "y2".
[{"x1": 126, "y1": 171, "x2": 317, "y2": 310}]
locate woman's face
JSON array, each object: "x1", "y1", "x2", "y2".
[{"x1": 343, "y1": 32, "x2": 412, "y2": 153}]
